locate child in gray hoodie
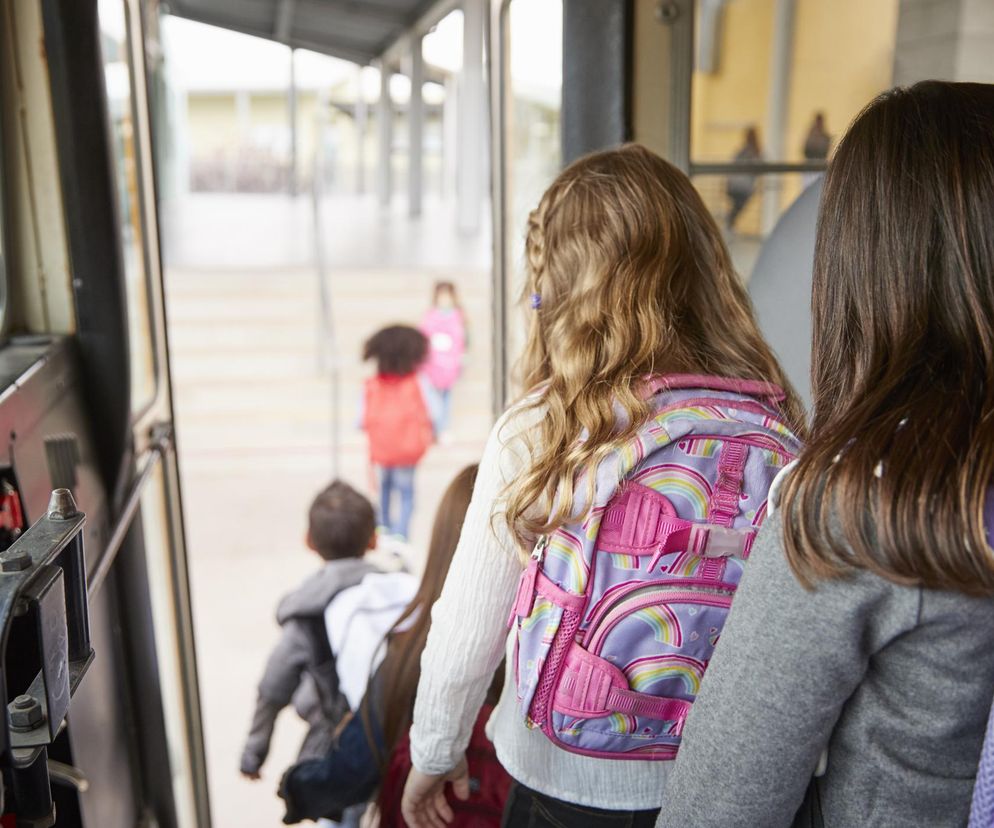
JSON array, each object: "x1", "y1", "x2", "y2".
[{"x1": 240, "y1": 481, "x2": 378, "y2": 780}]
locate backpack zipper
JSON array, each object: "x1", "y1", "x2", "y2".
[{"x1": 531, "y1": 534, "x2": 549, "y2": 562}]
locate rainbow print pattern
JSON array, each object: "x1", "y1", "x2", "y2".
[
  {"x1": 609, "y1": 713, "x2": 638, "y2": 734},
  {"x1": 520, "y1": 598, "x2": 558, "y2": 644},
  {"x1": 631, "y1": 604, "x2": 682, "y2": 646},
  {"x1": 678, "y1": 437, "x2": 723, "y2": 458},
  {"x1": 763, "y1": 415, "x2": 795, "y2": 438},
  {"x1": 581, "y1": 508, "x2": 605, "y2": 542},
  {"x1": 752, "y1": 500, "x2": 769, "y2": 526},
  {"x1": 625, "y1": 655, "x2": 707, "y2": 695},
  {"x1": 631, "y1": 464, "x2": 712, "y2": 520},
  {"x1": 655, "y1": 405, "x2": 730, "y2": 430},
  {"x1": 669, "y1": 550, "x2": 703, "y2": 577},
  {"x1": 546, "y1": 530, "x2": 589, "y2": 593},
  {"x1": 513, "y1": 382, "x2": 802, "y2": 760}
]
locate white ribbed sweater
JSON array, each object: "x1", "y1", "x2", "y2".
[{"x1": 409, "y1": 406, "x2": 671, "y2": 810}]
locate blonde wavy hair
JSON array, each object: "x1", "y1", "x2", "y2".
[{"x1": 504, "y1": 144, "x2": 804, "y2": 552}]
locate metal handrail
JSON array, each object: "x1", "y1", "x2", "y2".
[
  {"x1": 690, "y1": 160, "x2": 828, "y2": 176},
  {"x1": 87, "y1": 430, "x2": 169, "y2": 597},
  {"x1": 310, "y1": 107, "x2": 341, "y2": 477}
]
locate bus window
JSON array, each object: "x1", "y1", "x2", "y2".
[
  {"x1": 0, "y1": 116, "x2": 7, "y2": 343},
  {"x1": 97, "y1": 0, "x2": 159, "y2": 415},
  {"x1": 690, "y1": 0, "x2": 899, "y2": 276},
  {"x1": 496, "y1": 0, "x2": 563, "y2": 403}
]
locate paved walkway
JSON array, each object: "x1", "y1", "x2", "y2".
[{"x1": 162, "y1": 192, "x2": 492, "y2": 827}]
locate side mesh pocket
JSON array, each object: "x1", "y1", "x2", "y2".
[{"x1": 514, "y1": 598, "x2": 565, "y2": 726}]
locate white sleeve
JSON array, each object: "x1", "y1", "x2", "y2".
[{"x1": 409, "y1": 407, "x2": 534, "y2": 774}]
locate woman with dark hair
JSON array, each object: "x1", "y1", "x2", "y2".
[
  {"x1": 655, "y1": 81, "x2": 994, "y2": 827},
  {"x1": 279, "y1": 465, "x2": 510, "y2": 826}
]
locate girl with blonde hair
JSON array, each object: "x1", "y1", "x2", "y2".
[{"x1": 401, "y1": 144, "x2": 803, "y2": 827}]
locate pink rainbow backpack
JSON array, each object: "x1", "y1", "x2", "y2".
[{"x1": 510, "y1": 375, "x2": 801, "y2": 759}]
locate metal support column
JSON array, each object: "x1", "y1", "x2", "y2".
[
  {"x1": 377, "y1": 61, "x2": 393, "y2": 207},
  {"x1": 408, "y1": 37, "x2": 425, "y2": 217},
  {"x1": 762, "y1": 0, "x2": 795, "y2": 233},
  {"x1": 665, "y1": 0, "x2": 694, "y2": 173},
  {"x1": 288, "y1": 47, "x2": 298, "y2": 197},
  {"x1": 457, "y1": 0, "x2": 485, "y2": 235},
  {"x1": 355, "y1": 65, "x2": 368, "y2": 195},
  {"x1": 561, "y1": 0, "x2": 633, "y2": 163},
  {"x1": 442, "y1": 73, "x2": 458, "y2": 197}
]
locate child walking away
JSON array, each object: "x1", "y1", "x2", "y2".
[
  {"x1": 240, "y1": 482, "x2": 378, "y2": 780},
  {"x1": 420, "y1": 281, "x2": 467, "y2": 440},
  {"x1": 654, "y1": 82, "x2": 994, "y2": 828},
  {"x1": 280, "y1": 465, "x2": 512, "y2": 826},
  {"x1": 362, "y1": 325, "x2": 434, "y2": 540},
  {"x1": 400, "y1": 144, "x2": 804, "y2": 827}
]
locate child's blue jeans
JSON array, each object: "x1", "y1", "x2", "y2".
[{"x1": 379, "y1": 465, "x2": 415, "y2": 539}]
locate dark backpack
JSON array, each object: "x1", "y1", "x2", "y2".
[
  {"x1": 296, "y1": 613, "x2": 350, "y2": 726},
  {"x1": 376, "y1": 704, "x2": 511, "y2": 827}
]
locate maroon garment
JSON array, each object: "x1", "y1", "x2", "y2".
[{"x1": 377, "y1": 705, "x2": 511, "y2": 827}]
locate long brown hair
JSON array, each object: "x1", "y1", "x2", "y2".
[
  {"x1": 781, "y1": 81, "x2": 994, "y2": 596},
  {"x1": 505, "y1": 143, "x2": 804, "y2": 551},
  {"x1": 363, "y1": 464, "x2": 479, "y2": 756}
]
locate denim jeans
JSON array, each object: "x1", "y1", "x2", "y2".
[
  {"x1": 379, "y1": 465, "x2": 416, "y2": 538},
  {"x1": 425, "y1": 384, "x2": 453, "y2": 435},
  {"x1": 501, "y1": 783, "x2": 660, "y2": 828}
]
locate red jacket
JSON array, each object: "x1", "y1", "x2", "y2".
[{"x1": 363, "y1": 374, "x2": 433, "y2": 467}]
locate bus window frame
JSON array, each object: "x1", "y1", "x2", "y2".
[
  {"x1": 672, "y1": 0, "x2": 828, "y2": 179},
  {"x1": 98, "y1": 0, "x2": 162, "y2": 424},
  {"x1": 488, "y1": 0, "x2": 830, "y2": 415},
  {"x1": 0, "y1": 112, "x2": 8, "y2": 344},
  {"x1": 490, "y1": 0, "x2": 513, "y2": 417}
]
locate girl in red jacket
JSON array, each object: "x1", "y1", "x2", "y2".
[{"x1": 362, "y1": 325, "x2": 433, "y2": 540}]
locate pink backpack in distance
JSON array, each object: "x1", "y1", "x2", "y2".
[{"x1": 510, "y1": 376, "x2": 801, "y2": 759}]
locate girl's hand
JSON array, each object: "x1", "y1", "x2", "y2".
[
  {"x1": 401, "y1": 758, "x2": 470, "y2": 828},
  {"x1": 359, "y1": 802, "x2": 381, "y2": 828}
]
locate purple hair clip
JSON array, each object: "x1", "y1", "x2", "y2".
[{"x1": 530, "y1": 292, "x2": 542, "y2": 310}]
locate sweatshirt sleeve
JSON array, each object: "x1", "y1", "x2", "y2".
[
  {"x1": 240, "y1": 622, "x2": 311, "y2": 773},
  {"x1": 408, "y1": 407, "x2": 534, "y2": 774},
  {"x1": 655, "y1": 511, "x2": 919, "y2": 828}
]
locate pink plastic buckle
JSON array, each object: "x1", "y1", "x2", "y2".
[{"x1": 690, "y1": 525, "x2": 756, "y2": 558}]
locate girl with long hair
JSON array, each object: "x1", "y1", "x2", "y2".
[
  {"x1": 401, "y1": 144, "x2": 803, "y2": 827},
  {"x1": 280, "y1": 465, "x2": 511, "y2": 826},
  {"x1": 655, "y1": 82, "x2": 994, "y2": 827}
]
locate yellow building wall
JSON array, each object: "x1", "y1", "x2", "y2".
[
  {"x1": 690, "y1": 0, "x2": 899, "y2": 232},
  {"x1": 691, "y1": 0, "x2": 776, "y2": 163},
  {"x1": 186, "y1": 95, "x2": 239, "y2": 158},
  {"x1": 788, "y1": 0, "x2": 900, "y2": 160},
  {"x1": 186, "y1": 92, "x2": 322, "y2": 159}
]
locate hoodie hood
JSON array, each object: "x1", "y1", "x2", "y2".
[{"x1": 276, "y1": 557, "x2": 376, "y2": 623}]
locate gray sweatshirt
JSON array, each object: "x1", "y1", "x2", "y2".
[
  {"x1": 656, "y1": 510, "x2": 994, "y2": 828},
  {"x1": 240, "y1": 557, "x2": 375, "y2": 775}
]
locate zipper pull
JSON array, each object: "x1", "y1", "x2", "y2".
[
  {"x1": 531, "y1": 534, "x2": 549, "y2": 562},
  {"x1": 511, "y1": 536, "x2": 548, "y2": 627}
]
